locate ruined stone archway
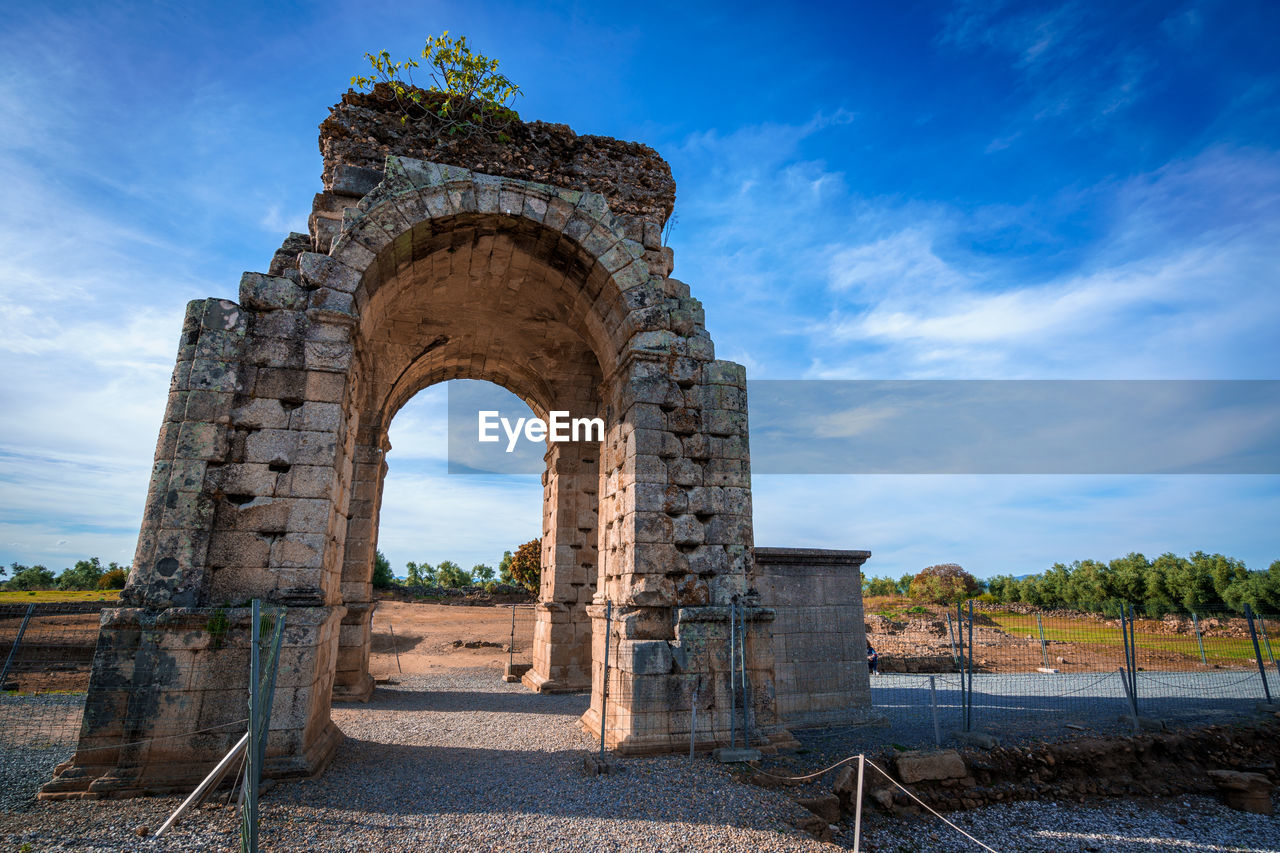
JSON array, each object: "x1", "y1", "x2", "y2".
[{"x1": 43, "y1": 139, "x2": 792, "y2": 797}]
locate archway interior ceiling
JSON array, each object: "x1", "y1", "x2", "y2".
[{"x1": 362, "y1": 216, "x2": 606, "y2": 438}]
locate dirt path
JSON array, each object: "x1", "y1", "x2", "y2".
[{"x1": 368, "y1": 601, "x2": 536, "y2": 678}]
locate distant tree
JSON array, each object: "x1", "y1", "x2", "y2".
[
  {"x1": 97, "y1": 564, "x2": 129, "y2": 589},
  {"x1": 498, "y1": 550, "x2": 514, "y2": 584},
  {"x1": 436, "y1": 560, "x2": 471, "y2": 588},
  {"x1": 862, "y1": 576, "x2": 900, "y2": 597},
  {"x1": 985, "y1": 574, "x2": 1018, "y2": 603},
  {"x1": 373, "y1": 550, "x2": 396, "y2": 589},
  {"x1": 1107, "y1": 553, "x2": 1150, "y2": 605},
  {"x1": 57, "y1": 557, "x2": 105, "y2": 591},
  {"x1": 908, "y1": 563, "x2": 981, "y2": 605},
  {"x1": 895, "y1": 574, "x2": 914, "y2": 596},
  {"x1": 406, "y1": 561, "x2": 435, "y2": 587},
  {"x1": 471, "y1": 563, "x2": 495, "y2": 583},
  {"x1": 508, "y1": 539, "x2": 541, "y2": 593},
  {"x1": 7, "y1": 564, "x2": 56, "y2": 590}
]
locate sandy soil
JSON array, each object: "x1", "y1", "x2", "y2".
[{"x1": 368, "y1": 601, "x2": 537, "y2": 678}]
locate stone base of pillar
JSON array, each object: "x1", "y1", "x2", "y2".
[
  {"x1": 523, "y1": 601, "x2": 592, "y2": 693},
  {"x1": 332, "y1": 601, "x2": 374, "y2": 702},
  {"x1": 40, "y1": 604, "x2": 345, "y2": 800},
  {"x1": 579, "y1": 603, "x2": 796, "y2": 756}
]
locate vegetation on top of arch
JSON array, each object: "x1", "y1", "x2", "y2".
[{"x1": 351, "y1": 32, "x2": 523, "y2": 144}]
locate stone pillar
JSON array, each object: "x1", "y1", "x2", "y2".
[
  {"x1": 523, "y1": 441, "x2": 598, "y2": 692},
  {"x1": 43, "y1": 273, "x2": 358, "y2": 798},
  {"x1": 754, "y1": 548, "x2": 876, "y2": 729},
  {"x1": 332, "y1": 437, "x2": 384, "y2": 701},
  {"x1": 581, "y1": 353, "x2": 793, "y2": 753}
]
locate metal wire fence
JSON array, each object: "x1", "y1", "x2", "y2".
[
  {"x1": 0, "y1": 602, "x2": 110, "y2": 751},
  {"x1": 861, "y1": 601, "x2": 1280, "y2": 749}
]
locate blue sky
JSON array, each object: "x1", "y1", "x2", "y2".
[{"x1": 1, "y1": 0, "x2": 1278, "y2": 580}]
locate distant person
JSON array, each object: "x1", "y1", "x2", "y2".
[{"x1": 867, "y1": 641, "x2": 879, "y2": 676}]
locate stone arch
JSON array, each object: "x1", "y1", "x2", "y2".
[{"x1": 44, "y1": 155, "x2": 787, "y2": 799}]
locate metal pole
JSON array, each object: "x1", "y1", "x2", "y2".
[
  {"x1": 1244, "y1": 604, "x2": 1273, "y2": 704},
  {"x1": 509, "y1": 605, "x2": 516, "y2": 671},
  {"x1": 245, "y1": 599, "x2": 262, "y2": 853},
  {"x1": 966, "y1": 600, "x2": 974, "y2": 732},
  {"x1": 388, "y1": 623, "x2": 402, "y2": 674},
  {"x1": 738, "y1": 603, "x2": 749, "y2": 746},
  {"x1": 154, "y1": 732, "x2": 250, "y2": 837},
  {"x1": 0, "y1": 603, "x2": 35, "y2": 688},
  {"x1": 732, "y1": 596, "x2": 742, "y2": 742},
  {"x1": 929, "y1": 675, "x2": 941, "y2": 748},
  {"x1": 946, "y1": 612, "x2": 959, "y2": 671},
  {"x1": 1036, "y1": 613, "x2": 1049, "y2": 668},
  {"x1": 1118, "y1": 667, "x2": 1140, "y2": 733},
  {"x1": 600, "y1": 600, "x2": 612, "y2": 758},
  {"x1": 955, "y1": 602, "x2": 966, "y2": 727},
  {"x1": 1192, "y1": 612, "x2": 1208, "y2": 666},
  {"x1": 852, "y1": 754, "x2": 865, "y2": 853},
  {"x1": 1127, "y1": 604, "x2": 1139, "y2": 711},
  {"x1": 690, "y1": 687, "x2": 698, "y2": 759}
]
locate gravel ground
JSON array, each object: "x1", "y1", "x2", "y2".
[
  {"x1": 3, "y1": 668, "x2": 1278, "y2": 852},
  {"x1": 1, "y1": 668, "x2": 832, "y2": 852},
  {"x1": 854, "y1": 794, "x2": 1280, "y2": 852}
]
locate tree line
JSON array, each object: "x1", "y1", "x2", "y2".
[
  {"x1": 864, "y1": 552, "x2": 1280, "y2": 617},
  {"x1": 2, "y1": 558, "x2": 129, "y2": 592},
  {"x1": 373, "y1": 538, "x2": 542, "y2": 594}
]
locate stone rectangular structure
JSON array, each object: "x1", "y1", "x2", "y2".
[{"x1": 755, "y1": 547, "x2": 874, "y2": 729}]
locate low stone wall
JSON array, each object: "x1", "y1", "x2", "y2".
[{"x1": 755, "y1": 548, "x2": 873, "y2": 729}]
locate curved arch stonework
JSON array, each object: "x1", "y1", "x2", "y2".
[{"x1": 42, "y1": 155, "x2": 794, "y2": 799}]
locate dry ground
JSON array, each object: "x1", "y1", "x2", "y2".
[{"x1": 368, "y1": 600, "x2": 536, "y2": 677}]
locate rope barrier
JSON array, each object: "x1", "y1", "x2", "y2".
[{"x1": 863, "y1": 758, "x2": 1001, "y2": 853}]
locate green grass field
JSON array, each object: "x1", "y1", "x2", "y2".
[
  {"x1": 983, "y1": 610, "x2": 1274, "y2": 664},
  {"x1": 0, "y1": 589, "x2": 120, "y2": 604}
]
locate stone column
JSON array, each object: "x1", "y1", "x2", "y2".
[
  {"x1": 580, "y1": 353, "x2": 792, "y2": 753},
  {"x1": 332, "y1": 435, "x2": 385, "y2": 701},
  {"x1": 523, "y1": 441, "x2": 598, "y2": 692}
]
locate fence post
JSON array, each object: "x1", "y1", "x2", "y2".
[
  {"x1": 1036, "y1": 613, "x2": 1049, "y2": 668},
  {"x1": 508, "y1": 604, "x2": 516, "y2": 672},
  {"x1": 1118, "y1": 667, "x2": 1140, "y2": 733},
  {"x1": 946, "y1": 612, "x2": 959, "y2": 671},
  {"x1": 1123, "y1": 604, "x2": 1139, "y2": 714},
  {"x1": 690, "y1": 686, "x2": 698, "y2": 759},
  {"x1": 244, "y1": 599, "x2": 262, "y2": 853},
  {"x1": 1259, "y1": 614, "x2": 1277, "y2": 666},
  {"x1": 388, "y1": 623, "x2": 402, "y2": 674},
  {"x1": 966, "y1": 600, "x2": 975, "y2": 732},
  {"x1": 929, "y1": 675, "x2": 941, "y2": 748},
  {"x1": 728, "y1": 600, "x2": 737, "y2": 749},
  {"x1": 955, "y1": 602, "x2": 966, "y2": 730},
  {"x1": 1192, "y1": 612, "x2": 1208, "y2": 666},
  {"x1": 600, "y1": 600, "x2": 612, "y2": 759},
  {"x1": 1244, "y1": 604, "x2": 1273, "y2": 704},
  {"x1": 0, "y1": 603, "x2": 35, "y2": 689},
  {"x1": 738, "y1": 602, "x2": 750, "y2": 746},
  {"x1": 852, "y1": 754, "x2": 865, "y2": 853}
]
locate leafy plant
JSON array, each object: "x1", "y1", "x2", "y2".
[
  {"x1": 508, "y1": 539, "x2": 541, "y2": 594},
  {"x1": 351, "y1": 32, "x2": 522, "y2": 140},
  {"x1": 372, "y1": 549, "x2": 396, "y2": 589},
  {"x1": 207, "y1": 609, "x2": 230, "y2": 650},
  {"x1": 97, "y1": 567, "x2": 129, "y2": 589}
]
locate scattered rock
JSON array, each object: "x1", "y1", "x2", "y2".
[
  {"x1": 134, "y1": 825, "x2": 149, "y2": 837},
  {"x1": 896, "y1": 750, "x2": 967, "y2": 783},
  {"x1": 1207, "y1": 770, "x2": 1274, "y2": 815},
  {"x1": 796, "y1": 794, "x2": 841, "y2": 823}
]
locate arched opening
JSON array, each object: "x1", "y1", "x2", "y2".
[{"x1": 330, "y1": 210, "x2": 612, "y2": 702}]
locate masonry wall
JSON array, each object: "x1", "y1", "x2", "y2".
[{"x1": 755, "y1": 547, "x2": 874, "y2": 729}]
